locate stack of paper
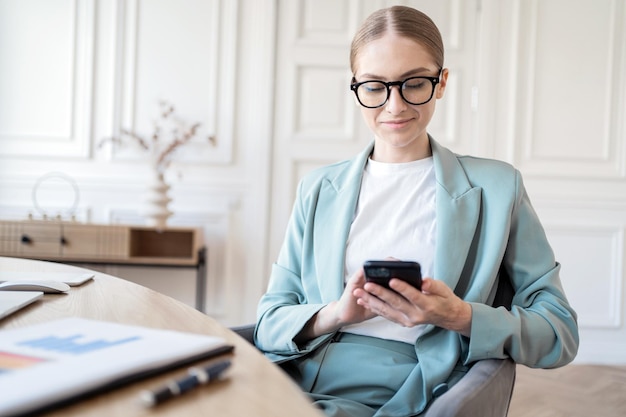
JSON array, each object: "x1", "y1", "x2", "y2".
[{"x1": 0, "y1": 317, "x2": 233, "y2": 416}]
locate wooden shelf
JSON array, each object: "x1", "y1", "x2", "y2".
[
  {"x1": 129, "y1": 229, "x2": 195, "y2": 259},
  {"x1": 0, "y1": 220, "x2": 207, "y2": 310},
  {"x1": 0, "y1": 221, "x2": 201, "y2": 265}
]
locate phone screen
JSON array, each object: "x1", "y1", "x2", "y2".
[{"x1": 363, "y1": 260, "x2": 422, "y2": 290}]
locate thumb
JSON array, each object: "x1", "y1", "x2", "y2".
[
  {"x1": 420, "y1": 277, "x2": 435, "y2": 294},
  {"x1": 348, "y1": 268, "x2": 366, "y2": 287}
]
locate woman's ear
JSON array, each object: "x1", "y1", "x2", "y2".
[{"x1": 435, "y1": 68, "x2": 449, "y2": 99}]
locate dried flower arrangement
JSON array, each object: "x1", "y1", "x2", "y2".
[{"x1": 99, "y1": 101, "x2": 216, "y2": 174}]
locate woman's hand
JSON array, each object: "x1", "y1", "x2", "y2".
[
  {"x1": 353, "y1": 277, "x2": 473, "y2": 337},
  {"x1": 332, "y1": 268, "x2": 379, "y2": 326},
  {"x1": 295, "y1": 268, "x2": 377, "y2": 342}
]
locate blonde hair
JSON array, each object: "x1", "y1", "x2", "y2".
[{"x1": 350, "y1": 6, "x2": 444, "y2": 74}]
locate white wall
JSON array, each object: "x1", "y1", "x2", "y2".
[
  {"x1": 488, "y1": 0, "x2": 626, "y2": 364},
  {"x1": 0, "y1": 0, "x2": 276, "y2": 325},
  {"x1": 0, "y1": 0, "x2": 625, "y2": 364}
]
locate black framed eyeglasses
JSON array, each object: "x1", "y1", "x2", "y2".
[{"x1": 350, "y1": 70, "x2": 442, "y2": 108}]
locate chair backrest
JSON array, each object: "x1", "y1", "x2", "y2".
[{"x1": 492, "y1": 265, "x2": 514, "y2": 309}]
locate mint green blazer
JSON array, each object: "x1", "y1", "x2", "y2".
[{"x1": 255, "y1": 138, "x2": 579, "y2": 416}]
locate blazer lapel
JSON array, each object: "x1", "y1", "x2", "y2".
[
  {"x1": 313, "y1": 144, "x2": 372, "y2": 301},
  {"x1": 310, "y1": 139, "x2": 481, "y2": 301},
  {"x1": 431, "y1": 139, "x2": 482, "y2": 293}
]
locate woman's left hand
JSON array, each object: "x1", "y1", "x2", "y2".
[{"x1": 352, "y1": 277, "x2": 473, "y2": 337}]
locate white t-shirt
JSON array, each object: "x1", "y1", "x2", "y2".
[{"x1": 342, "y1": 156, "x2": 437, "y2": 343}]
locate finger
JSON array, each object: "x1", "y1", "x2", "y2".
[
  {"x1": 362, "y1": 281, "x2": 403, "y2": 303},
  {"x1": 346, "y1": 268, "x2": 366, "y2": 289},
  {"x1": 356, "y1": 292, "x2": 412, "y2": 325},
  {"x1": 415, "y1": 278, "x2": 448, "y2": 296},
  {"x1": 362, "y1": 283, "x2": 415, "y2": 317},
  {"x1": 358, "y1": 282, "x2": 432, "y2": 327},
  {"x1": 354, "y1": 267, "x2": 366, "y2": 283},
  {"x1": 388, "y1": 279, "x2": 422, "y2": 301},
  {"x1": 391, "y1": 278, "x2": 443, "y2": 313}
]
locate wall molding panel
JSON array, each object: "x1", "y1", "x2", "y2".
[
  {"x1": 545, "y1": 224, "x2": 623, "y2": 329},
  {"x1": 297, "y1": 0, "x2": 354, "y2": 46},
  {"x1": 512, "y1": 0, "x2": 626, "y2": 178},
  {"x1": 0, "y1": 0, "x2": 94, "y2": 158},
  {"x1": 576, "y1": 339, "x2": 626, "y2": 365},
  {"x1": 106, "y1": 0, "x2": 238, "y2": 167},
  {"x1": 294, "y1": 65, "x2": 356, "y2": 142},
  {"x1": 534, "y1": 193, "x2": 626, "y2": 363}
]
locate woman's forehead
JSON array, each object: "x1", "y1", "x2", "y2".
[{"x1": 353, "y1": 34, "x2": 438, "y2": 79}]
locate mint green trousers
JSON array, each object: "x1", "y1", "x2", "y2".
[{"x1": 281, "y1": 333, "x2": 418, "y2": 417}]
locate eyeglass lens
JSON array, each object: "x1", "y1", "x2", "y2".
[{"x1": 355, "y1": 77, "x2": 437, "y2": 108}]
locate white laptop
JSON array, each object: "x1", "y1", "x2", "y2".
[
  {"x1": 0, "y1": 291, "x2": 43, "y2": 320},
  {"x1": 0, "y1": 272, "x2": 94, "y2": 286}
]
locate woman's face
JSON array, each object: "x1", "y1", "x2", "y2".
[{"x1": 353, "y1": 32, "x2": 447, "y2": 162}]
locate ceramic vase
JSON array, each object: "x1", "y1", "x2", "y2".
[{"x1": 141, "y1": 170, "x2": 173, "y2": 229}]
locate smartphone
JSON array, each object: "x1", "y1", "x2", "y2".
[{"x1": 363, "y1": 260, "x2": 422, "y2": 290}]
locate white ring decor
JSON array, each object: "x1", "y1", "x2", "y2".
[{"x1": 32, "y1": 172, "x2": 80, "y2": 219}]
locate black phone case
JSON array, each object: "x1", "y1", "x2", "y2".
[{"x1": 363, "y1": 260, "x2": 422, "y2": 290}]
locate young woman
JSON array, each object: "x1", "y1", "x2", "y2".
[{"x1": 255, "y1": 6, "x2": 579, "y2": 417}]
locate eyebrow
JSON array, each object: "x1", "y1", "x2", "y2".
[{"x1": 358, "y1": 67, "x2": 438, "y2": 80}]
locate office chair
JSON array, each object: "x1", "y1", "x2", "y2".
[{"x1": 232, "y1": 271, "x2": 516, "y2": 417}]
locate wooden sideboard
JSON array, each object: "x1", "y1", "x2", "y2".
[{"x1": 0, "y1": 220, "x2": 207, "y2": 310}]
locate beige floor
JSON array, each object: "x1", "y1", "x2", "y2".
[{"x1": 508, "y1": 364, "x2": 626, "y2": 417}]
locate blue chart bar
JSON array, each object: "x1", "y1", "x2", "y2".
[{"x1": 18, "y1": 334, "x2": 141, "y2": 354}]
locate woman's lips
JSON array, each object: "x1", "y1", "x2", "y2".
[{"x1": 381, "y1": 118, "x2": 413, "y2": 129}]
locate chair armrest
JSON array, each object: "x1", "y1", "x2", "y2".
[
  {"x1": 425, "y1": 358, "x2": 516, "y2": 417},
  {"x1": 230, "y1": 323, "x2": 255, "y2": 345}
]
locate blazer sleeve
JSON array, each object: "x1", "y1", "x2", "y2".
[
  {"x1": 464, "y1": 171, "x2": 579, "y2": 368},
  {"x1": 254, "y1": 180, "x2": 332, "y2": 360}
]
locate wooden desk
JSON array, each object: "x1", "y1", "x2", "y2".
[{"x1": 0, "y1": 257, "x2": 323, "y2": 417}]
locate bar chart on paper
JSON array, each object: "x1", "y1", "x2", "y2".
[
  {"x1": 1, "y1": 330, "x2": 146, "y2": 373},
  {"x1": 0, "y1": 317, "x2": 232, "y2": 416},
  {"x1": 18, "y1": 334, "x2": 142, "y2": 355}
]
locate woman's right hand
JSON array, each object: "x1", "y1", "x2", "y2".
[
  {"x1": 331, "y1": 267, "x2": 378, "y2": 327},
  {"x1": 296, "y1": 268, "x2": 376, "y2": 341}
]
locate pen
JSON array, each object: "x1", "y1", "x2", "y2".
[{"x1": 140, "y1": 359, "x2": 231, "y2": 407}]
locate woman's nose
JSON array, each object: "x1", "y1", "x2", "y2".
[{"x1": 385, "y1": 86, "x2": 407, "y2": 113}]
